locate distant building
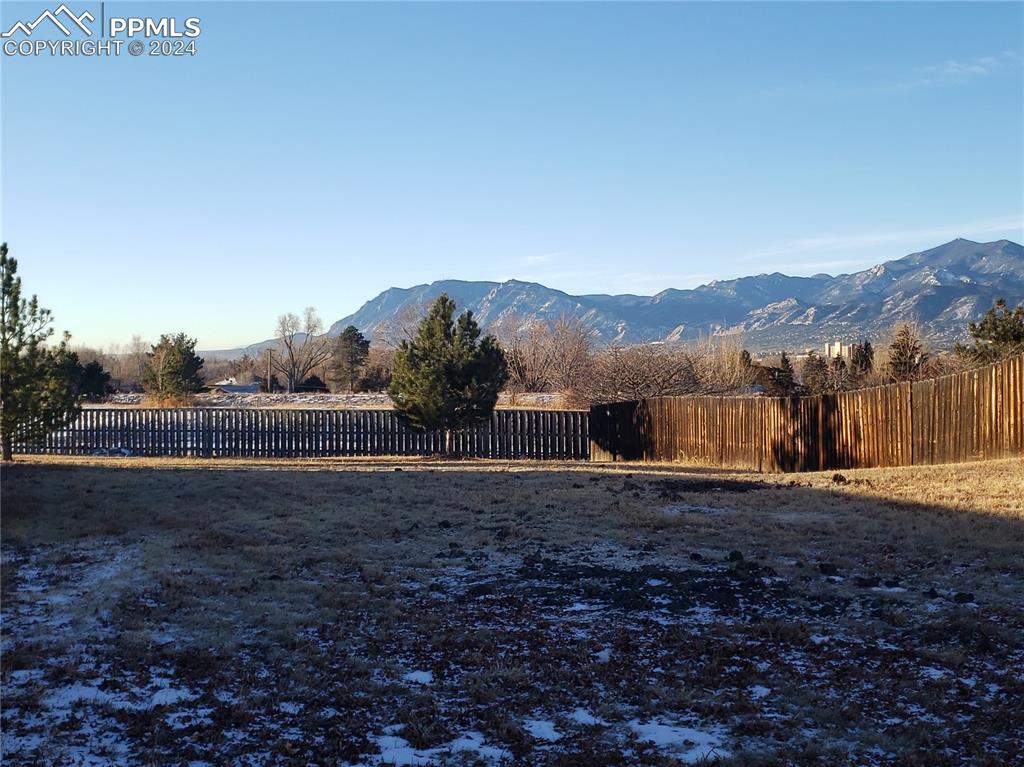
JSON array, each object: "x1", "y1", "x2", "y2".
[{"x1": 823, "y1": 341, "x2": 851, "y2": 359}]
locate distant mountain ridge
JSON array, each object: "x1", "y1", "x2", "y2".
[{"x1": 206, "y1": 239, "x2": 1023, "y2": 356}]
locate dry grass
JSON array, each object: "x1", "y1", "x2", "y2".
[{"x1": 2, "y1": 457, "x2": 1022, "y2": 765}]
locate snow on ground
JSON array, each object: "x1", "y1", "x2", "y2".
[
  {"x1": 627, "y1": 720, "x2": 729, "y2": 763},
  {"x1": 6, "y1": 533, "x2": 1021, "y2": 765},
  {"x1": 523, "y1": 719, "x2": 561, "y2": 742},
  {"x1": 402, "y1": 670, "x2": 434, "y2": 685},
  {"x1": 4, "y1": 463, "x2": 1023, "y2": 765},
  {"x1": 96, "y1": 392, "x2": 567, "y2": 410}
]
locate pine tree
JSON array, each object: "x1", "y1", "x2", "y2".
[
  {"x1": 331, "y1": 325, "x2": 370, "y2": 392},
  {"x1": 389, "y1": 294, "x2": 507, "y2": 452},
  {"x1": 886, "y1": 323, "x2": 927, "y2": 382},
  {"x1": 801, "y1": 351, "x2": 828, "y2": 395},
  {"x1": 956, "y1": 299, "x2": 1024, "y2": 363},
  {"x1": 776, "y1": 352, "x2": 796, "y2": 395},
  {"x1": 850, "y1": 341, "x2": 874, "y2": 378},
  {"x1": 0, "y1": 243, "x2": 82, "y2": 461},
  {"x1": 143, "y1": 333, "x2": 204, "y2": 400},
  {"x1": 78, "y1": 360, "x2": 112, "y2": 398}
]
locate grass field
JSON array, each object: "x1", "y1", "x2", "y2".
[{"x1": 2, "y1": 456, "x2": 1022, "y2": 766}]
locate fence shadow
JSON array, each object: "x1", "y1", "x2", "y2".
[{"x1": 4, "y1": 459, "x2": 1021, "y2": 541}]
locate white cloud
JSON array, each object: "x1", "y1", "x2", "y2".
[{"x1": 905, "y1": 51, "x2": 1021, "y2": 88}]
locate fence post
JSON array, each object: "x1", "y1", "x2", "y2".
[{"x1": 202, "y1": 409, "x2": 213, "y2": 458}]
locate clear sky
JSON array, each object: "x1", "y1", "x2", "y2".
[{"x1": 1, "y1": 1, "x2": 1022, "y2": 350}]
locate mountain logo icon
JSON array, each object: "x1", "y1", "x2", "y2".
[{"x1": 1, "y1": 4, "x2": 94, "y2": 37}]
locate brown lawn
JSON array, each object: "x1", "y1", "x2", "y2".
[{"x1": 2, "y1": 456, "x2": 1022, "y2": 766}]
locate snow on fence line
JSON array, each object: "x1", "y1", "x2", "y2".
[{"x1": 14, "y1": 408, "x2": 591, "y2": 460}]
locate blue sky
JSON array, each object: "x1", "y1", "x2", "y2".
[{"x1": 1, "y1": 1, "x2": 1022, "y2": 349}]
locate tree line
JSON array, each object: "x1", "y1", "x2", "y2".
[{"x1": 3, "y1": 240, "x2": 1023, "y2": 460}]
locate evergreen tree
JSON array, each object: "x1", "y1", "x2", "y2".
[
  {"x1": 886, "y1": 323, "x2": 928, "y2": 383},
  {"x1": 389, "y1": 294, "x2": 507, "y2": 452},
  {"x1": 956, "y1": 298, "x2": 1024, "y2": 363},
  {"x1": 143, "y1": 333, "x2": 204, "y2": 400},
  {"x1": 0, "y1": 243, "x2": 82, "y2": 461},
  {"x1": 298, "y1": 374, "x2": 328, "y2": 392},
  {"x1": 331, "y1": 325, "x2": 370, "y2": 392},
  {"x1": 801, "y1": 351, "x2": 828, "y2": 395},
  {"x1": 776, "y1": 352, "x2": 796, "y2": 395},
  {"x1": 849, "y1": 341, "x2": 874, "y2": 378},
  {"x1": 78, "y1": 360, "x2": 112, "y2": 398},
  {"x1": 739, "y1": 349, "x2": 753, "y2": 370}
]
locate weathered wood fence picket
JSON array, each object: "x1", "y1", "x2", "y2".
[
  {"x1": 15, "y1": 408, "x2": 590, "y2": 460},
  {"x1": 590, "y1": 354, "x2": 1024, "y2": 472}
]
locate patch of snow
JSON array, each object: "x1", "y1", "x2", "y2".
[
  {"x1": 524, "y1": 718, "x2": 561, "y2": 741},
  {"x1": 7, "y1": 669, "x2": 45, "y2": 686},
  {"x1": 149, "y1": 686, "x2": 195, "y2": 707},
  {"x1": 373, "y1": 735, "x2": 422, "y2": 766},
  {"x1": 748, "y1": 685, "x2": 771, "y2": 700},
  {"x1": 402, "y1": 670, "x2": 433, "y2": 685},
  {"x1": 628, "y1": 720, "x2": 729, "y2": 763},
  {"x1": 568, "y1": 708, "x2": 606, "y2": 726},
  {"x1": 44, "y1": 682, "x2": 112, "y2": 708},
  {"x1": 369, "y1": 729, "x2": 511, "y2": 766},
  {"x1": 566, "y1": 601, "x2": 601, "y2": 612},
  {"x1": 167, "y1": 707, "x2": 215, "y2": 730},
  {"x1": 686, "y1": 606, "x2": 718, "y2": 624},
  {"x1": 448, "y1": 731, "x2": 511, "y2": 761}
]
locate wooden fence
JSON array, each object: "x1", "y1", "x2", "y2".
[
  {"x1": 15, "y1": 408, "x2": 590, "y2": 460},
  {"x1": 590, "y1": 354, "x2": 1024, "y2": 472}
]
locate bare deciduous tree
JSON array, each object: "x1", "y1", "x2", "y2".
[
  {"x1": 687, "y1": 336, "x2": 756, "y2": 395},
  {"x1": 496, "y1": 314, "x2": 594, "y2": 395},
  {"x1": 373, "y1": 301, "x2": 432, "y2": 349},
  {"x1": 496, "y1": 316, "x2": 556, "y2": 393},
  {"x1": 548, "y1": 317, "x2": 594, "y2": 393},
  {"x1": 272, "y1": 308, "x2": 332, "y2": 392},
  {"x1": 127, "y1": 335, "x2": 149, "y2": 386},
  {"x1": 572, "y1": 344, "x2": 699, "y2": 404},
  {"x1": 570, "y1": 336, "x2": 755, "y2": 405}
]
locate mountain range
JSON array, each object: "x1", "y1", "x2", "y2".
[{"x1": 209, "y1": 238, "x2": 1023, "y2": 356}]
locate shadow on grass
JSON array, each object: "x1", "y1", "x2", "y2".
[{"x1": 2, "y1": 457, "x2": 1021, "y2": 545}]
